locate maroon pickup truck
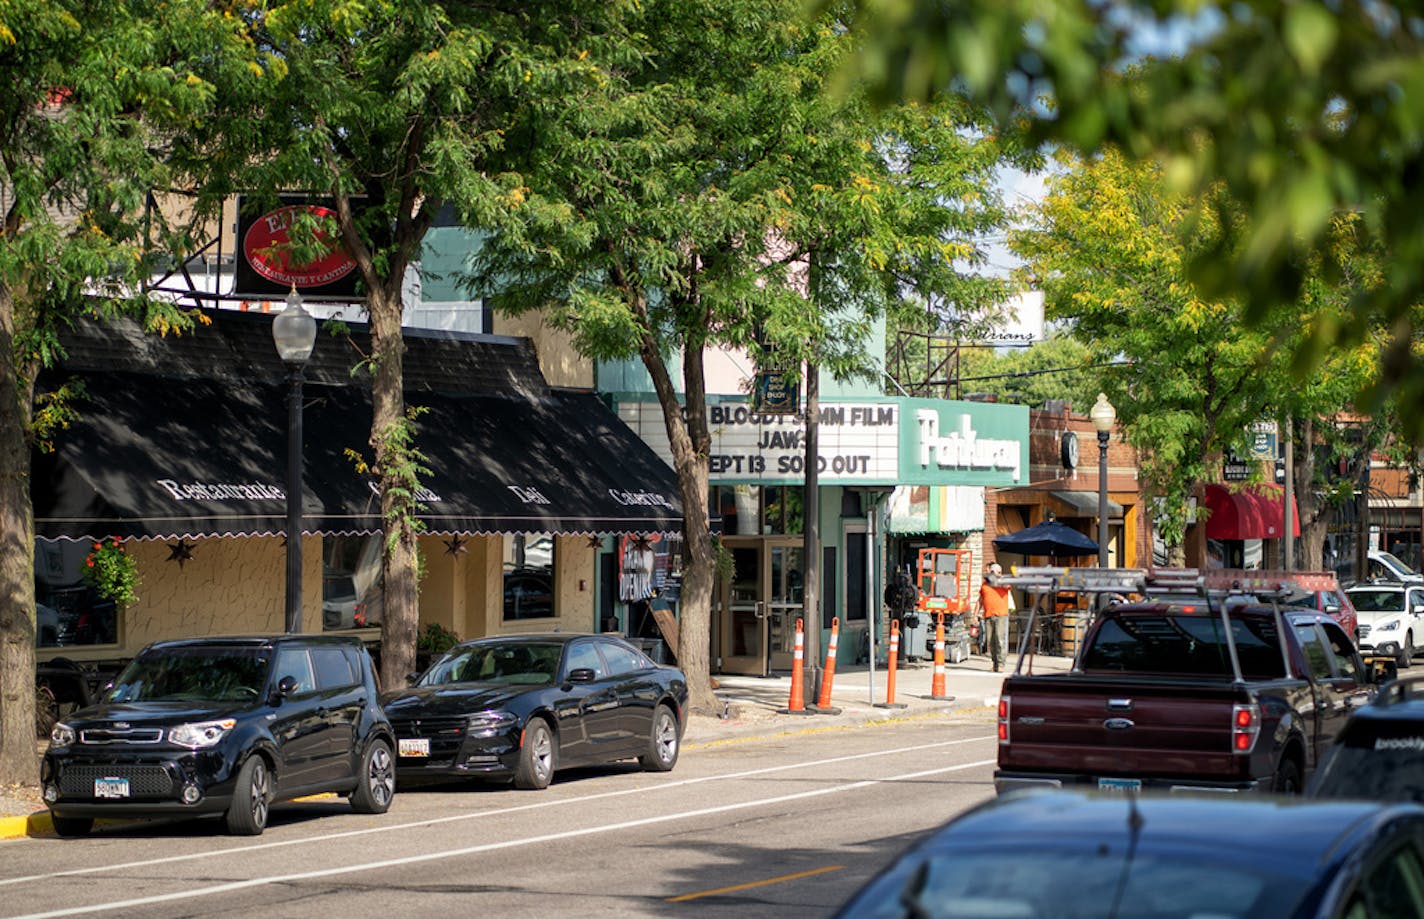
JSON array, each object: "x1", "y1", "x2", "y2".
[{"x1": 996, "y1": 593, "x2": 1381, "y2": 795}]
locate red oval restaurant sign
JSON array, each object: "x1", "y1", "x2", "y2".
[{"x1": 242, "y1": 204, "x2": 357, "y2": 288}]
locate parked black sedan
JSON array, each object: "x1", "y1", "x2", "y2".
[
  {"x1": 383, "y1": 633, "x2": 687, "y2": 790},
  {"x1": 834, "y1": 789, "x2": 1424, "y2": 918}
]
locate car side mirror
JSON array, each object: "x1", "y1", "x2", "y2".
[
  {"x1": 565, "y1": 668, "x2": 596, "y2": 685},
  {"x1": 269, "y1": 674, "x2": 298, "y2": 704},
  {"x1": 1413, "y1": 604, "x2": 1424, "y2": 615},
  {"x1": 1325, "y1": 604, "x2": 1340, "y2": 615},
  {"x1": 405, "y1": 672, "x2": 421, "y2": 686}
]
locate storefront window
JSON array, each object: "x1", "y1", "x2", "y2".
[
  {"x1": 322, "y1": 535, "x2": 383, "y2": 631},
  {"x1": 504, "y1": 533, "x2": 555, "y2": 620},
  {"x1": 34, "y1": 540, "x2": 118, "y2": 648}
]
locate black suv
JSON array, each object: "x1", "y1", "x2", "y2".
[{"x1": 41, "y1": 635, "x2": 396, "y2": 837}]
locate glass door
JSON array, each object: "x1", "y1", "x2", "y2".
[
  {"x1": 715, "y1": 537, "x2": 807, "y2": 675},
  {"x1": 717, "y1": 539, "x2": 767, "y2": 675},
  {"x1": 766, "y1": 542, "x2": 805, "y2": 673}
]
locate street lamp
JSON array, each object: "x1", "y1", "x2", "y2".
[
  {"x1": 1090, "y1": 393, "x2": 1117, "y2": 568},
  {"x1": 273, "y1": 286, "x2": 317, "y2": 633}
]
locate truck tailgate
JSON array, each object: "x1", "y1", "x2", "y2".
[{"x1": 999, "y1": 674, "x2": 1255, "y2": 779}]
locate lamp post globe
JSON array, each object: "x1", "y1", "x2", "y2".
[
  {"x1": 1090, "y1": 393, "x2": 1116, "y2": 568},
  {"x1": 273, "y1": 287, "x2": 316, "y2": 633},
  {"x1": 273, "y1": 286, "x2": 317, "y2": 362}
]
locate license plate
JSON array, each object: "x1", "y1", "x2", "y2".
[
  {"x1": 398, "y1": 738, "x2": 430, "y2": 757},
  {"x1": 94, "y1": 777, "x2": 130, "y2": 798},
  {"x1": 1098, "y1": 777, "x2": 1142, "y2": 793}
]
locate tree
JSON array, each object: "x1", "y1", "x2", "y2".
[
  {"x1": 471, "y1": 0, "x2": 1018, "y2": 711},
  {"x1": 1012, "y1": 148, "x2": 1399, "y2": 563},
  {"x1": 182, "y1": 0, "x2": 624, "y2": 689},
  {"x1": 0, "y1": 0, "x2": 245, "y2": 784},
  {"x1": 839, "y1": 0, "x2": 1424, "y2": 439}
]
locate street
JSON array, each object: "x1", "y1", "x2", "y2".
[{"x1": 1, "y1": 717, "x2": 997, "y2": 918}]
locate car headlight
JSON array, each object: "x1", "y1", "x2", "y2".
[
  {"x1": 467, "y1": 711, "x2": 518, "y2": 734},
  {"x1": 168, "y1": 719, "x2": 236, "y2": 748},
  {"x1": 50, "y1": 722, "x2": 75, "y2": 748},
  {"x1": 1378, "y1": 618, "x2": 1402, "y2": 633}
]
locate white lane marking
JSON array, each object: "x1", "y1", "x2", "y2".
[
  {"x1": 2, "y1": 732, "x2": 994, "y2": 888},
  {"x1": 16, "y1": 758, "x2": 997, "y2": 919}
]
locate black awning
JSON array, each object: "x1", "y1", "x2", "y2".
[{"x1": 32, "y1": 371, "x2": 683, "y2": 540}]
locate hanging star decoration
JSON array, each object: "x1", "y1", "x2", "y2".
[
  {"x1": 631, "y1": 535, "x2": 655, "y2": 550},
  {"x1": 444, "y1": 535, "x2": 468, "y2": 557},
  {"x1": 166, "y1": 539, "x2": 197, "y2": 568},
  {"x1": 586, "y1": 535, "x2": 602, "y2": 550}
]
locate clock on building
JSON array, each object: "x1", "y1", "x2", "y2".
[{"x1": 1061, "y1": 431, "x2": 1080, "y2": 470}]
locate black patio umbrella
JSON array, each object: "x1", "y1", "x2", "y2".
[{"x1": 992, "y1": 520, "x2": 1101, "y2": 557}]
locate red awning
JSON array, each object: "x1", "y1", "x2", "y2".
[{"x1": 1203, "y1": 483, "x2": 1301, "y2": 540}]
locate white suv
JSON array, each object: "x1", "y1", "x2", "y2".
[{"x1": 1346, "y1": 583, "x2": 1424, "y2": 667}]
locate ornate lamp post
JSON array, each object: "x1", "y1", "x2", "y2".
[
  {"x1": 272, "y1": 286, "x2": 317, "y2": 633},
  {"x1": 1090, "y1": 393, "x2": 1117, "y2": 568}
]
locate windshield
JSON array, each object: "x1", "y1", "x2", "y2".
[
  {"x1": 839, "y1": 849, "x2": 1300, "y2": 919},
  {"x1": 1313, "y1": 736, "x2": 1424, "y2": 803},
  {"x1": 1376, "y1": 551, "x2": 1417, "y2": 576},
  {"x1": 420, "y1": 642, "x2": 562, "y2": 687},
  {"x1": 105, "y1": 646, "x2": 270, "y2": 703},
  {"x1": 1349, "y1": 590, "x2": 1407, "y2": 613}
]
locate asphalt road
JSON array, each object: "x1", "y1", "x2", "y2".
[{"x1": 0, "y1": 716, "x2": 998, "y2": 918}]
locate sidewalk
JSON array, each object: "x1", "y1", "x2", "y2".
[{"x1": 687, "y1": 650, "x2": 1073, "y2": 745}]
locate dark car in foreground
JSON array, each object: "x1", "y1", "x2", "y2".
[
  {"x1": 383, "y1": 633, "x2": 687, "y2": 790},
  {"x1": 1309, "y1": 676, "x2": 1424, "y2": 803},
  {"x1": 41, "y1": 635, "x2": 396, "y2": 837},
  {"x1": 834, "y1": 790, "x2": 1424, "y2": 918}
]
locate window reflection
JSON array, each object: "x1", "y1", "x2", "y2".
[
  {"x1": 34, "y1": 540, "x2": 118, "y2": 648},
  {"x1": 322, "y1": 535, "x2": 384, "y2": 631}
]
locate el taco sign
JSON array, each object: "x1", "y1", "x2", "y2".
[{"x1": 235, "y1": 195, "x2": 361, "y2": 299}]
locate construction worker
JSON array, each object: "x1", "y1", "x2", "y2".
[{"x1": 976, "y1": 562, "x2": 1013, "y2": 672}]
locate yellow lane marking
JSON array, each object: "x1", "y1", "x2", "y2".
[{"x1": 666, "y1": 865, "x2": 844, "y2": 902}]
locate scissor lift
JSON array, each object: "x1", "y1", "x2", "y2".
[{"x1": 915, "y1": 548, "x2": 974, "y2": 662}]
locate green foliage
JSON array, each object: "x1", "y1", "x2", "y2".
[
  {"x1": 837, "y1": 0, "x2": 1424, "y2": 441},
  {"x1": 416, "y1": 622, "x2": 460, "y2": 655},
  {"x1": 468, "y1": 0, "x2": 1023, "y2": 383},
  {"x1": 1010, "y1": 147, "x2": 1396, "y2": 544},
  {"x1": 955, "y1": 335, "x2": 1098, "y2": 410},
  {"x1": 82, "y1": 538, "x2": 139, "y2": 610}
]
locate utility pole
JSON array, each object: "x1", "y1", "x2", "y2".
[{"x1": 802, "y1": 360, "x2": 821, "y2": 709}]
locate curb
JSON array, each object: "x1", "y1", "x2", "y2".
[
  {"x1": 0, "y1": 792, "x2": 339, "y2": 841},
  {"x1": 0, "y1": 810, "x2": 50, "y2": 841}
]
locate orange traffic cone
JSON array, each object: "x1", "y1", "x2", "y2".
[
  {"x1": 778, "y1": 617, "x2": 813, "y2": 715},
  {"x1": 813, "y1": 617, "x2": 842, "y2": 714},
  {"x1": 875, "y1": 619, "x2": 907, "y2": 709},
  {"x1": 928, "y1": 613, "x2": 955, "y2": 702}
]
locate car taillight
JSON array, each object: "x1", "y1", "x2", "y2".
[
  {"x1": 998, "y1": 696, "x2": 1010, "y2": 744},
  {"x1": 1231, "y1": 702, "x2": 1260, "y2": 753}
]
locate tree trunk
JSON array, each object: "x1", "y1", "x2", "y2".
[
  {"x1": 0, "y1": 286, "x2": 37, "y2": 785},
  {"x1": 637, "y1": 317, "x2": 718, "y2": 714},
  {"x1": 1293, "y1": 417, "x2": 1329, "y2": 572},
  {"x1": 369, "y1": 287, "x2": 418, "y2": 691}
]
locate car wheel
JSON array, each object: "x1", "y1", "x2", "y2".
[
  {"x1": 638, "y1": 704, "x2": 680, "y2": 773},
  {"x1": 50, "y1": 815, "x2": 93, "y2": 838},
  {"x1": 350, "y1": 739, "x2": 395, "y2": 814},
  {"x1": 514, "y1": 718, "x2": 555, "y2": 790},
  {"x1": 1403, "y1": 634, "x2": 1415, "y2": 669},
  {"x1": 1272, "y1": 756, "x2": 1303, "y2": 795},
  {"x1": 225, "y1": 755, "x2": 271, "y2": 835}
]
